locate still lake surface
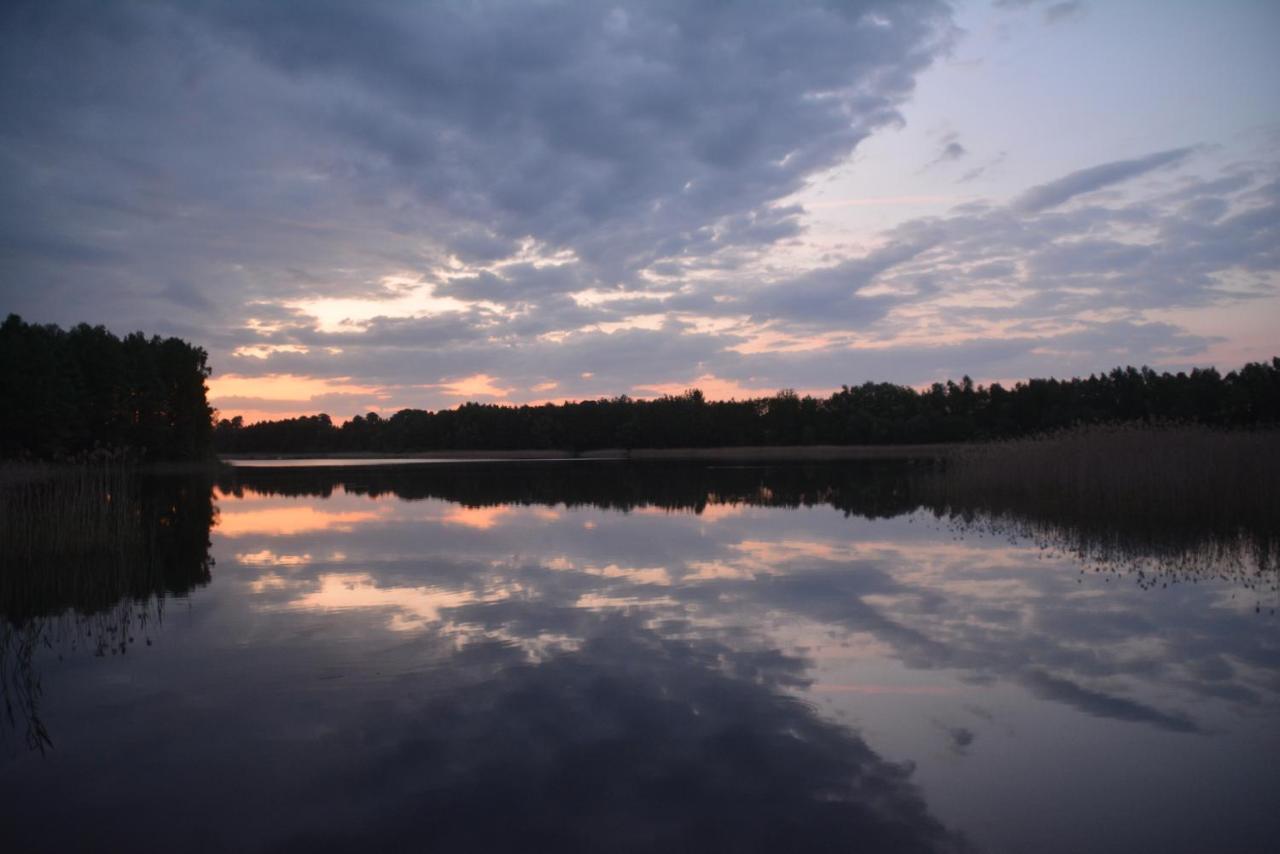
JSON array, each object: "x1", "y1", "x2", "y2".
[{"x1": 1, "y1": 461, "x2": 1276, "y2": 853}]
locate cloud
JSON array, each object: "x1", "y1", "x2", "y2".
[
  {"x1": 714, "y1": 153, "x2": 1276, "y2": 338},
  {"x1": 1, "y1": 4, "x2": 1275, "y2": 417},
  {"x1": 1020, "y1": 670, "x2": 1202, "y2": 732},
  {"x1": 205, "y1": 461, "x2": 1280, "y2": 742},
  {"x1": 922, "y1": 132, "x2": 968, "y2": 171},
  {"x1": 1044, "y1": 1, "x2": 1085, "y2": 23},
  {"x1": 957, "y1": 151, "x2": 1006, "y2": 184},
  {"x1": 942, "y1": 724, "x2": 976, "y2": 754},
  {"x1": 993, "y1": 0, "x2": 1086, "y2": 24},
  {"x1": 0, "y1": 0, "x2": 962, "y2": 402},
  {"x1": 201, "y1": 152, "x2": 1275, "y2": 413},
  {"x1": 1, "y1": 524, "x2": 984, "y2": 854},
  {"x1": 937, "y1": 141, "x2": 967, "y2": 162},
  {"x1": 742, "y1": 244, "x2": 930, "y2": 325},
  {"x1": 1013, "y1": 147, "x2": 1196, "y2": 212},
  {"x1": 0, "y1": 2, "x2": 951, "y2": 279}
]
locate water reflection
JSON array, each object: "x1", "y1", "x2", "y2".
[
  {"x1": 0, "y1": 462, "x2": 1276, "y2": 853},
  {"x1": 0, "y1": 468, "x2": 213, "y2": 751},
  {"x1": 271, "y1": 614, "x2": 971, "y2": 854},
  {"x1": 218, "y1": 459, "x2": 1279, "y2": 588}
]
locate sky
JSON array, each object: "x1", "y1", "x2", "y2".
[{"x1": 2, "y1": 0, "x2": 1277, "y2": 423}]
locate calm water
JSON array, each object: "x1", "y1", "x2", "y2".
[{"x1": 1, "y1": 462, "x2": 1276, "y2": 853}]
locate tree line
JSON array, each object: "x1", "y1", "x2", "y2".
[
  {"x1": 215, "y1": 358, "x2": 1280, "y2": 454},
  {"x1": 2, "y1": 310, "x2": 1274, "y2": 458},
  {"x1": 1, "y1": 314, "x2": 214, "y2": 460}
]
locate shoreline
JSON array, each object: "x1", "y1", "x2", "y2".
[{"x1": 218, "y1": 444, "x2": 958, "y2": 463}]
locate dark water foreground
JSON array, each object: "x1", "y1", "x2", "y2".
[{"x1": 1, "y1": 462, "x2": 1276, "y2": 853}]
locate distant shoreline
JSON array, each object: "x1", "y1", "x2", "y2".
[{"x1": 219, "y1": 444, "x2": 958, "y2": 463}]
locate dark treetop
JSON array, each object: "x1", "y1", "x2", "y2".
[
  {"x1": 0, "y1": 315, "x2": 214, "y2": 461},
  {"x1": 214, "y1": 359, "x2": 1280, "y2": 454}
]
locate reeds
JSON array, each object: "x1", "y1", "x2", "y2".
[
  {"x1": 926, "y1": 424, "x2": 1280, "y2": 591},
  {"x1": 1, "y1": 463, "x2": 214, "y2": 751},
  {"x1": 937, "y1": 423, "x2": 1277, "y2": 524},
  {"x1": 0, "y1": 464, "x2": 147, "y2": 621},
  {"x1": 0, "y1": 463, "x2": 142, "y2": 555}
]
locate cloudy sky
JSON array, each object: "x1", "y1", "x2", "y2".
[{"x1": 2, "y1": 0, "x2": 1277, "y2": 422}]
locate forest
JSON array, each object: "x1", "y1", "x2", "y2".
[
  {"x1": 0, "y1": 315, "x2": 214, "y2": 460},
  {"x1": 214, "y1": 358, "x2": 1280, "y2": 454},
  {"x1": 2, "y1": 310, "x2": 1275, "y2": 459}
]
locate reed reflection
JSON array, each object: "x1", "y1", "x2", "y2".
[{"x1": 0, "y1": 466, "x2": 214, "y2": 751}]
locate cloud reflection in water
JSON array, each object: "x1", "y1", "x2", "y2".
[{"x1": 2, "y1": 462, "x2": 1276, "y2": 853}]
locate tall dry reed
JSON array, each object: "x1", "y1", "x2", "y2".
[
  {"x1": 0, "y1": 464, "x2": 146, "y2": 621},
  {"x1": 1, "y1": 464, "x2": 214, "y2": 751},
  {"x1": 927, "y1": 424, "x2": 1280, "y2": 591}
]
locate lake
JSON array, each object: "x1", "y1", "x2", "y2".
[{"x1": 1, "y1": 461, "x2": 1276, "y2": 853}]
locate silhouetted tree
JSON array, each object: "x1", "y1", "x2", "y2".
[
  {"x1": 0, "y1": 315, "x2": 214, "y2": 460},
  {"x1": 212, "y1": 358, "x2": 1280, "y2": 455}
]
